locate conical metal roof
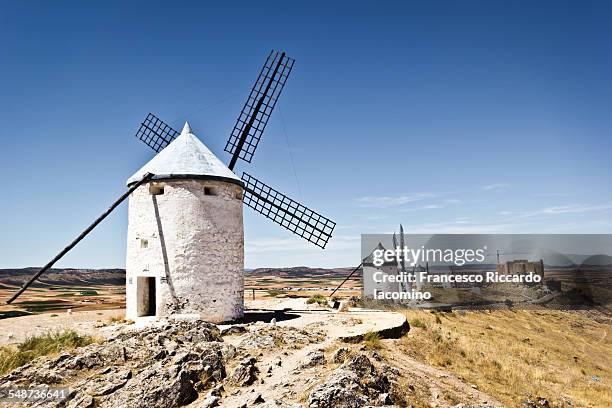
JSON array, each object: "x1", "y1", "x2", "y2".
[{"x1": 127, "y1": 122, "x2": 242, "y2": 186}]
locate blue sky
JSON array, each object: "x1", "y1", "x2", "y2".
[{"x1": 1, "y1": 1, "x2": 611, "y2": 269}]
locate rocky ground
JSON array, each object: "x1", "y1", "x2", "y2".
[{"x1": 0, "y1": 315, "x2": 505, "y2": 408}]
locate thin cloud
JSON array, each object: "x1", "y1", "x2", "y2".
[
  {"x1": 355, "y1": 193, "x2": 436, "y2": 208},
  {"x1": 399, "y1": 198, "x2": 461, "y2": 212},
  {"x1": 400, "y1": 204, "x2": 444, "y2": 212},
  {"x1": 523, "y1": 203, "x2": 612, "y2": 217},
  {"x1": 481, "y1": 183, "x2": 510, "y2": 192}
]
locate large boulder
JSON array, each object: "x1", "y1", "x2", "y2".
[{"x1": 0, "y1": 321, "x2": 225, "y2": 408}]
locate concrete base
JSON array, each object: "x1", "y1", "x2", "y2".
[{"x1": 218, "y1": 298, "x2": 410, "y2": 342}]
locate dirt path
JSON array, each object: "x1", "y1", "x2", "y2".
[
  {"x1": 215, "y1": 336, "x2": 503, "y2": 407},
  {"x1": 206, "y1": 298, "x2": 410, "y2": 406},
  {"x1": 214, "y1": 299, "x2": 503, "y2": 407},
  {"x1": 218, "y1": 336, "x2": 334, "y2": 407}
]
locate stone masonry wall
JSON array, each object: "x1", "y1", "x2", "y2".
[{"x1": 126, "y1": 179, "x2": 244, "y2": 323}]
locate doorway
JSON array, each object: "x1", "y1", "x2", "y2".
[{"x1": 137, "y1": 276, "x2": 156, "y2": 317}]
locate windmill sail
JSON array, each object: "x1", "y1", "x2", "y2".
[
  {"x1": 135, "y1": 113, "x2": 180, "y2": 152},
  {"x1": 225, "y1": 50, "x2": 295, "y2": 169},
  {"x1": 241, "y1": 172, "x2": 335, "y2": 249},
  {"x1": 131, "y1": 51, "x2": 335, "y2": 250}
]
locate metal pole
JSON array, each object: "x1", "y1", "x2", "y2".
[
  {"x1": 329, "y1": 263, "x2": 363, "y2": 298},
  {"x1": 228, "y1": 52, "x2": 286, "y2": 171},
  {"x1": 6, "y1": 173, "x2": 155, "y2": 304}
]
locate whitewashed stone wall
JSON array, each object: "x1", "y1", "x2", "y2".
[{"x1": 125, "y1": 179, "x2": 244, "y2": 323}]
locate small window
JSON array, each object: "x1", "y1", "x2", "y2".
[
  {"x1": 204, "y1": 186, "x2": 217, "y2": 196},
  {"x1": 140, "y1": 239, "x2": 148, "y2": 249},
  {"x1": 235, "y1": 189, "x2": 243, "y2": 200},
  {"x1": 150, "y1": 184, "x2": 165, "y2": 195}
]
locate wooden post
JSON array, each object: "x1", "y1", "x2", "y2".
[{"x1": 6, "y1": 173, "x2": 155, "y2": 304}]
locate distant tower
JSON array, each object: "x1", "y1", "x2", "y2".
[
  {"x1": 125, "y1": 122, "x2": 244, "y2": 323},
  {"x1": 362, "y1": 243, "x2": 401, "y2": 299}
]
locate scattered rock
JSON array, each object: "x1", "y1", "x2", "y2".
[
  {"x1": 207, "y1": 383, "x2": 224, "y2": 397},
  {"x1": 308, "y1": 354, "x2": 392, "y2": 408},
  {"x1": 331, "y1": 347, "x2": 350, "y2": 363},
  {"x1": 260, "y1": 401, "x2": 303, "y2": 408},
  {"x1": 221, "y1": 325, "x2": 248, "y2": 336},
  {"x1": 239, "y1": 326, "x2": 325, "y2": 350},
  {"x1": 379, "y1": 364, "x2": 400, "y2": 377},
  {"x1": 376, "y1": 393, "x2": 392, "y2": 405},
  {"x1": 229, "y1": 357, "x2": 259, "y2": 387},
  {"x1": 198, "y1": 395, "x2": 220, "y2": 408},
  {"x1": 249, "y1": 392, "x2": 265, "y2": 404},
  {"x1": 300, "y1": 350, "x2": 326, "y2": 368},
  {"x1": 66, "y1": 393, "x2": 94, "y2": 408},
  {"x1": 308, "y1": 370, "x2": 369, "y2": 407},
  {"x1": 341, "y1": 354, "x2": 376, "y2": 377},
  {"x1": 522, "y1": 394, "x2": 550, "y2": 408}
]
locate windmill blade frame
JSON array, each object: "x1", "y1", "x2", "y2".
[
  {"x1": 241, "y1": 172, "x2": 335, "y2": 249},
  {"x1": 135, "y1": 113, "x2": 180, "y2": 152},
  {"x1": 225, "y1": 50, "x2": 295, "y2": 169}
]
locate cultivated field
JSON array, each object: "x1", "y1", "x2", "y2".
[{"x1": 0, "y1": 267, "x2": 361, "y2": 320}]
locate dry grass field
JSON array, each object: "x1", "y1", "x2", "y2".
[{"x1": 396, "y1": 309, "x2": 612, "y2": 407}]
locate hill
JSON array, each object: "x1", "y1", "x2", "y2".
[
  {"x1": 0, "y1": 267, "x2": 355, "y2": 288},
  {"x1": 0, "y1": 268, "x2": 125, "y2": 287},
  {"x1": 246, "y1": 266, "x2": 354, "y2": 278}
]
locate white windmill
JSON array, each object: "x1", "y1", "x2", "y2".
[
  {"x1": 125, "y1": 122, "x2": 245, "y2": 322},
  {"x1": 8, "y1": 51, "x2": 336, "y2": 325}
]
